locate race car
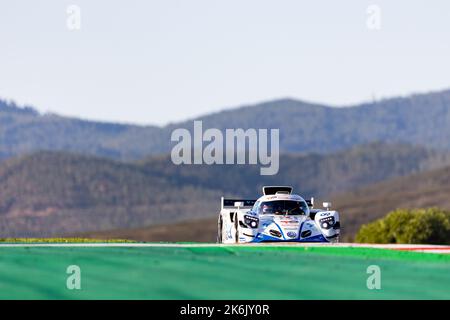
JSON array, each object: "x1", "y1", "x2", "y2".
[{"x1": 217, "y1": 186, "x2": 340, "y2": 243}]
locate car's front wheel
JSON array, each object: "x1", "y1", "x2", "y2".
[
  {"x1": 217, "y1": 216, "x2": 223, "y2": 243},
  {"x1": 235, "y1": 214, "x2": 239, "y2": 244}
]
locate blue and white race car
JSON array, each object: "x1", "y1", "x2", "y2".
[{"x1": 217, "y1": 186, "x2": 340, "y2": 243}]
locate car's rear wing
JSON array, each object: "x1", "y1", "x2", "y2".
[
  {"x1": 221, "y1": 197, "x2": 256, "y2": 210},
  {"x1": 221, "y1": 197, "x2": 315, "y2": 210}
]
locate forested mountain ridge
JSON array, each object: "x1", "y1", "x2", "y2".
[
  {"x1": 0, "y1": 143, "x2": 448, "y2": 237},
  {"x1": 2, "y1": 88, "x2": 450, "y2": 160}
]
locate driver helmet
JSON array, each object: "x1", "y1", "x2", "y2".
[{"x1": 262, "y1": 204, "x2": 271, "y2": 213}]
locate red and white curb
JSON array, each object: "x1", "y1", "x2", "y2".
[{"x1": 371, "y1": 245, "x2": 450, "y2": 254}]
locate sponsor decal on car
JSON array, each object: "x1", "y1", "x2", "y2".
[
  {"x1": 301, "y1": 230, "x2": 312, "y2": 238},
  {"x1": 280, "y1": 220, "x2": 298, "y2": 225},
  {"x1": 226, "y1": 225, "x2": 233, "y2": 240},
  {"x1": 286, "y1": 231, "x2": 297, "y2": 238},
  {"x1": 269, "y1": 229, "x2": 282, "y2": 238}
]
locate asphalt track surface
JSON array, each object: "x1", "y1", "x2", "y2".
[{"x1": 0, "y1": 243, "x2": 449, "y2": 299}]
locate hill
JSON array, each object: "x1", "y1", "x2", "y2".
[
  {"x1": 334, "y1": 165, "x2": 450, "y2": 240},
  {"x1": 2, "y1": 88, "x2": 450, "y2": 159},
  {"x1": 80, "y1": 217, "x2": 217, "y2": 243},
  {"x1": 140, "y1": 142, "x2": 449, "y2": 198},
  {"x1": 0, "y1": 152, "x2": 218, "y2": 237},
  {"x1": 86, "y1": 163, "x2": 450, "y2": 243},
  {"x1": 0, "y1": 100, "x2": 163, "y2": 160},
  {"x1": 0, "y1": 143, "x2": 448, "y2": 237}
]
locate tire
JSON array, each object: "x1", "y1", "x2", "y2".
[
  {"x1": 235, "y1": 214, "x2": 239, "y2": 244},
  {"x1": 217, "y1": 216, "x2": 223, "y2": 243}
]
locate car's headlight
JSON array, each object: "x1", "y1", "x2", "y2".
[
  {"x1": 244, "y1": 215, "x2": 259, "y2": 228},
  {"x1": 319, "y1": 216, "x2": 335, "y2": 230}
]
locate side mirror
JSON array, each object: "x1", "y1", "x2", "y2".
[
  {"x1": 306, "y1": 197, "x2": 315, "y2": 208},
  {"x1": 323, "y1": 202, "x2": 332, "y2": 210}
]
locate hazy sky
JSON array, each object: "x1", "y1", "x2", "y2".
[{"x1": 1, "y1": 1, "x2": 450, "y2": 125}]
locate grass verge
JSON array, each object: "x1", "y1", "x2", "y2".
[{"x1": 0, "y1": 245, "x2": 448, "y2": 299}]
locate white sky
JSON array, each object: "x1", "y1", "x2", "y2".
[{"x1": 1, "y1": 0, "x2": 450, "y2": 125}]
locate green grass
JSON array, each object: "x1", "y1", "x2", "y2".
[{"x1": 0, "y1": 245, "x2": 448, "y2": 299}]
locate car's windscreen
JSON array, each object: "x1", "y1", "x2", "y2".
[{"x1": 257, "y1": 200, "x2": 308, "y2": 215}]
